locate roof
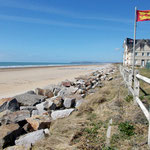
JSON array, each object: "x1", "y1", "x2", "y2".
[{"x1": 124, "y1": 38, "x2": 150, "y2": 52}]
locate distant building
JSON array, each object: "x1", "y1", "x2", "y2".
[{"x1": 123, "y1": 38, "x2": 150, "y2": 67}]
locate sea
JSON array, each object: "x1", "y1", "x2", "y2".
[{"x1": 0, "y1": 62, "x2": 104, "y2": 68}]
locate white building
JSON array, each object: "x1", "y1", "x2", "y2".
[{"x1": 123, "y1": 38, "x2": 150, "y2": 67}]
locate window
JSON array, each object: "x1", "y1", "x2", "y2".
[
  {"x1": 142, "y1": 53, "x2": 144, "y2": 56},
  {"x1": 147, "y1": 52, "x2": 150, "y2": 56},
  {"x1": 135, "y1": 52, "x2": 138, "y2": 56}
]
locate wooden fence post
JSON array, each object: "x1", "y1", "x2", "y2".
[
  {"x1": 129, "y1": 70, "x2": 132, "y2": 88},
  {"x1": 128, "y1": 70, "x2": 132, "y2": 95},
  {"x1": 134, "y1": 70, "x2": 139, "y2": 104},
  {"x1": 148, "y1": 107, "x2": 150, "y2": 147}
]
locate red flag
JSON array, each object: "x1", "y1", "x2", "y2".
[{"x1": 137, "y1": 10, "x2": 150, "y2": 22}]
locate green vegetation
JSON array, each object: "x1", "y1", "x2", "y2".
[
  {"x1": 137, "y1": 67, "x2": 150, "y2": 103},
  {"x1": 102, "y1": 146, "x2": 117, "y2": 150},
  {"x1": 118, "y1": 121, "x2": 135, "y2": 137},
  {"x1": 124, "y1": 95, "x2": 133, "y2": 102}
]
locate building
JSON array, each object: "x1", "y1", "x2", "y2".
[{"x1": 123, "y1": 38, "x2": 150, "y2": 67}]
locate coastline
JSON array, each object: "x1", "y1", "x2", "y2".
[{"x1": 0, "y1": 64, "x2": 110, "y2": 99}]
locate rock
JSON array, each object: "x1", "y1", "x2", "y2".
[
  {"x1": 0, "y1": 124, "x2": 26, "y2": 149},
  {"x1": 81, "y1": 94, "x2": 86, "y2": 98},
  {"x1": 45, "y1": 89, "x2": 54, "y2": 98},
  {"x1": 100, "y1": 75, "x2": 106, "y2": 81},
  {"x1": 26, "y1": 90, "x2": 35, "y2": 94},
  {"x1": 14, "y1": 92, "x2": 46, "y2": 106},
  {"x1": 0, "y1": 110, "x2": 30, "y2": 125},
  {"x1": 53, "y1": 88, "x2": 60, "y2": 96},
  {"x1": 26, "y1": 115, "x2": 51, "y2": 131},
  {"x1": 31, "y1": 110, "x2": 39, "y2": 116},
  {"x1": 0, "y1": 98, "x2": 19, "y2": 113},
  {"x1": 44, "y1": 98, "x2": 56, "y2": 110},
  {"x1": 57, "y1": 86, "x2": 78, "y2": 97},
  {"x1": 53, "y1": 96, "x2": 64, "y2": 108},
  {"x1": 85, "y1": 80, "x2": 92, "y2": 87},
  {"x1": 20, "y1": 106, "x2": 36, "y2": 111},
  {"x1": 61, "y1": 80, "x2": 72, "y2": 87},
  {"x1": 5, "y1": 145, "x2": 31, "y2": 150},
  {"x1": 35, "y1": 88, "x2": 54, "y2": 98},
  {"x1": 36, "y1": 102, "x2": 47, "y2": 115},
  {"x1": 96, "y1": 82, "x2": 103, "y2": 88},
  {"x1": 92, "y1": 80, "x2": 97, "y2": 84},
  {"x1": 77, "y1": 89, "x2": 86, "y2": 94},
  {"x1": 44, "y1": 85, "x2": 61, "y2": 96},
  {"x1": 108, "y1": 77, "x2": 113, "y2": 81},
  {"x1": 75, "y1": 99, "x2": 84, "y2": 108},
  {"x1": 92, "y1": 84, "x2": 97, "y2": 89},
  {"x1": 68, "y1": 86, "x2": 78, "y2": 94},
  {"x1": 63, "y1": 98, "x2": 76, "y2": 108},
  {"x1": 96, "y1": 74, "x2": 102, "y2": 78},
  {"x1": 86, "y1": 85, "x2": 92, "y2": 90},
  {"x1": 57, "y1": 87, "x2": 67, "y2": 97},
  {"x1": 15, "y1": 129, "x2": 49, "y2": 147},
  {"x1": 76, "y1": 79, "x2": 85, "y2": 85},
  {"x1": 51, "y1": 109, "x2": 74, "y2": 120}
]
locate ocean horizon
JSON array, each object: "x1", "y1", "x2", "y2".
[{"x1": 0, "y1": 62, "x2": 106, "y2": 68}]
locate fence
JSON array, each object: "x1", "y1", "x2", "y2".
[{"x1": 120, "y1": 65, "x2": 150, "y2": 147}]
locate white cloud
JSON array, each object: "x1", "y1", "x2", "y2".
[
  {"x1": 0, "y1": 14, "x2": 100, "y2": 29},
  {"x1": 0, "y1": 0, "x2": 132, "y2": 24}
]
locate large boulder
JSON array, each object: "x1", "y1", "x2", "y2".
[
  {"x1": 4, "y1": 145, "x2": 31, "y2": 150},
  {"x1": 52, "y1": 96, "x2": 64, "y2": 109},
  {"x1": 63, "y1": 98, "x2": 76, "y2": 108},
  {"x1": 57, "y1": 87, "x2": 78, "y2": 97},
  {"x1": 35, "y1": 88, "x2": 54, "y2": 98},
  {"x1": 20, "y1": 106, "x2": 36, "y2": 111},
  {"x1": 0, "y1": 98, "x2": 19, "y2": 113},
  {"x1": 14, "y1": 92, "x2": 46, "y2": 106},
  {"x1": 26, "y1": 115, "x2": 51, "y2": 131},
  {"x1": 51, "y1": 109, "x2": 74, "y2": 120},
  {"x1": 35, "y1": 102, "x2": 47, "y2": 115},
  {"x1": 61, "y1": 80, "x2": 73, "y2": 87},
  {"x1": 15, "y1": 129, "x2": 49, "y2": 147},
  {"x1": 0, "y1": 124, "x2": 26, "y2": 149},
  {"x1": 44, "y1": 98, "x2": 57, "y2": 110},
  {"x1": 0, "y1": 110, "x2": 30, "y2": 125},
  {"x1": 44, "y1": 85, "x2": 61, "y2": 96}
]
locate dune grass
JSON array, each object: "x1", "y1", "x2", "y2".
[{"x1": 32, "y1": 66, "x2": 149, "y2": 150}]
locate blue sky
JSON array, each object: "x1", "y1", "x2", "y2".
[{"x1": 0, "y1": 0, "x2": 150, "y2": 63}]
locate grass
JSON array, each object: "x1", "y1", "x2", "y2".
[
  {"x1": 32, "y1": 65, "x2": 150, "y2": 150},
  {"x1": 124, "y1": 95, "x2": 133, "y2": 102},
  {"x1": 136, "y1": 67, "x2": 150, "y2": 104},
  {"x1": 118, "y1": 121, "x2": 135, "y2": 137}
]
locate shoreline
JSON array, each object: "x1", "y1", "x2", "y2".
[
  {"x1": 0, "y1": 63, "x2": 107, "y2": 70},
  {"x1": 0, "y1": 64, "x2": 111, "y2": 99}
]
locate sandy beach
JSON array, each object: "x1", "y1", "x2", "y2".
[{"x1": 0, "y1": 64, "x2": 108, "y2": 99}]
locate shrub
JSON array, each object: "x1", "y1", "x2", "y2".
[{"x1": 118, "y1": 121, "x2": 135, "y2": 137}]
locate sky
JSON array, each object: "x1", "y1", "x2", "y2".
[{"x1": 0, "y1": 0, "x2": 150, "y2": 63}]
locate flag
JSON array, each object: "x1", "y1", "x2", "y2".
[{"x1": 137, "y1": 10, "x2": 150, "y2": 22}]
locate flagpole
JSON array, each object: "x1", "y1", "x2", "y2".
[{"x1": 132, "y1": 6, "x2": 137, "y2": 77}]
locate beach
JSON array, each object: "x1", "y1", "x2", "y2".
[{"x1": 0, "y1": 64, "x2": 108, "y2": 99}]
